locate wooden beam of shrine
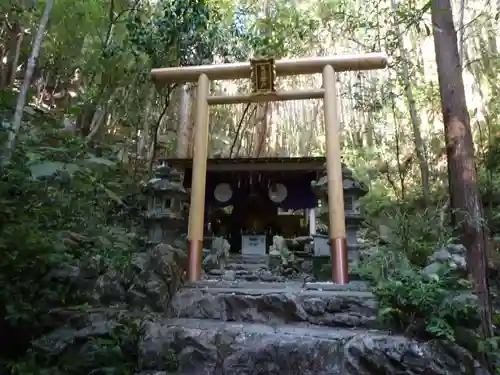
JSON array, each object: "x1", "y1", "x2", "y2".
[
  {"x1": 192, "y1": 160, "x2": 325, "y2": 172},
  {"x1": 207, "y1": 89, "x2": 324, "y2": 105},
  {"x1": 151, "y1": 52, "x2": 388, "y2": 84}
]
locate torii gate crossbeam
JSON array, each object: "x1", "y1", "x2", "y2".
[{"x1": 151, "y1": 52, "x2": 388, "y2": 284}]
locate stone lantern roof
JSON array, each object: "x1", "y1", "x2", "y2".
[
  {"x1": 311, "y1": 164, "x2": 368, "y2": 199},
  {"x1": 143, "y1": 163, "x2": 188, "y2": 198}
]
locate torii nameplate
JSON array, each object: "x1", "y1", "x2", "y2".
[{"x1": 250, "y1": 58, "x2": 276, "y2": 93}]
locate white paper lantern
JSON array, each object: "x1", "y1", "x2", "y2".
[
  {"x1": 214, "y1": 183, "x2": 233, "y2": 203},
  {"x1": 268, "y1": 183, "x2": 287, "y2": 203}
]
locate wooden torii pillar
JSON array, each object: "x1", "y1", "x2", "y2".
[{"x1": 151, "y1": 53, "x2": 388, "y2": 284}]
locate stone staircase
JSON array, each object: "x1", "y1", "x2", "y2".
[
  {"x1": 205, "y1": 254, "x2": 276, "y2": 281},
  {"x1": 138, "y1": 255, "x2": 383, "y2": 375},
  {"x1": 35, "y1": 243, "x2": 484, "y2": 375}
]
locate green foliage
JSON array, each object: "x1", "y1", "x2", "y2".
[
  {"x1": 479, "y1": 335, "x2": 500, "y2": 374},
  {"x1": 357, "y1": 190, "x2": 478, "y2": 342},
  {"x1": 0, "y1": 115, "x2": 145, "y2": 371},
  {"x1": 373, "y1": 265, "x2": 477, "y2": 340},
  {"x1": 240, "y1": 1, "x2": 321, "y2": 59},
  {"x1": 9, "y1": 315, "x2": 144, "y2": 375},
  {"x1": 361, "y1": 197, "x2": 453, "y2": 269},
  {"x1": 126, "y1": 0, "x2": 232, "y2": 68}
]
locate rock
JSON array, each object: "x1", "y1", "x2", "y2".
[
  {"x1": 94, "y1": 268, "x2": 126, "y2": 304},
  {"x1": 33, "y1": 309, "x2": 144, "y2": 374},
  {"x1": 430, "y1": 249, "x2": 453, "y2": 263},
  {"x1": 60, "y1": 243, "x2": 187, "y2": 312},
  {"x1": 423, "y1": 243, "x2": 468, "y2": 279},
  {"x1": 138, "y1": 316, "x2": 360, "y2": 374},
  {"x1": 35, "y1": 311, "x2": 119, "y2": 356},
  {"x1": 126, "y1": 243, "x2": 187, "y2": 311},
  {"x1": 301, "y1": 297, "x2": 326, "y2": 316},
  {"x1": 208, "y1": 269, "x2": 223, "y2": 276},
  {"x1": 222, "y1": 270, "x2": 236, "y2": 281},
  {"x1": 300, "y1": 259, "x2": 313, "y2": 273},
  {"x1": 168, "y1": 287, "x2": 377, "y2": 328},
  {"x1": 427, "y1": 244, "x2": 467, "y2": 265},
  {"x1": 35, "y1": 310, "x2": 491, "y2": 375},
  {"x1": 447, "y1": 243, "x2": 467, "y2": 256},
  {"x1": 421, "y1": 261, "x2": 443, "y2": 280},
  {"x1": 136, "y1": 317, "x2": 491, "y2": 375},
  {"x1": 378, "y1": 225, "x2": 394, "y2": 244},
  {"x1": 343, "y1": 333, "x2": 489, "y2": 375},
  {"x1": 451, "y1": 253, "x2": 467, "y2": 269}
]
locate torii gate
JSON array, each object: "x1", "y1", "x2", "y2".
[{"x1": 151, "y1": 52, "x2": 388, "y2": 284}]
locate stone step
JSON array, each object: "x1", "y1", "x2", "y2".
[
  {"x1": 139, "y1": 316, "x2": 383, "y2": 374},
  {"x1": 187, "y1": 280, "x2": 370, "y2": 292},
  {"x1": 224, "y1": 262, "x2": 267, "y2": 271},
  {"x1": 205, "y1": 268, "x2": 283, "y2": 282},
  {"x1": 169, "y1": 282, "x2": 377, "y2": 329},
  {"x1": 227, "y1": 254, "x2": 268, "y2": 264}
]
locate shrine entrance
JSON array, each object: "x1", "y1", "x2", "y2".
[
  {"x1": 151, "y1": 53, "x2": 388, "y2": 284},
  {"x1": 167, "y1": 156, "x2": 325, "y2": 256}
]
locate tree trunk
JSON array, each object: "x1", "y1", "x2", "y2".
[
  {"x1": 457, "y1": 0, "x2": 466, "y2": 66},
  {"x1": 176, "y1": 84, "x2": 191, "y2": 158},
  {"x1": 252, "y1": 0, "x2": 271, "y2": 158},
  {"x1": 391, "y1": 0, "x2": 430, "y2": 204},
  {"x1": 9, "y1": 27, "x2": 24, "y2": 85},
  {"x1": 148, "y1": 85, "x2": 175, "y2": 173},
  {"x1": 431, "y1": 0, "x2": 493, "y2": 366},
  {"x1": 2, "y1": 0, "x2": 54, "y2": 163},
  {"x1": 137, "y1": 87, "x2": 155, "y2": 158},
  {"x1": 0, "y1": 22, "x2": 21, "y2": 88},
  {"x1": 85, "y1": 107, "x2": 107, "y2": 142}
]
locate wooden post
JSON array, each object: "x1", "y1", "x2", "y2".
[
  {"x1": 187, "y1": 74, "x2": 210, "y2": 281},
  {"x1": 322, "y1": 65, "x2": 348, "y2": 284}
]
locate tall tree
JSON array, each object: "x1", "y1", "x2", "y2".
[
  {"x1": 252, "y1": 0, "x2": 271, "y2": 157},
  {"x1": 431, "y1": 0, "x2": 493, "y2": 364},
  {"x1": 176, "y1": 84, "x2": 192, "y2": 158},
  {"x1": 2, "y1": 0, "x2": 54, "y2": 163},
  {"x1": 391, "y1": 0, "x2": 430, "y2": 204}
]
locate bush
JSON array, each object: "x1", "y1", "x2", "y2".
[
  {"x1": 363, "y1": 204, "x2": 453, "y2": 267},
  {"x1": 357, "y1": 193, "x2": 478, "y2": 341},
  {"x1": 373, "y1": 264, "x2": 477, "y2": 340},
  {"x1": 0, "y1": 129, "x2": 145, "y2": 372},
  {"x1": 8, "y1": 315, "x2": 144, "y2": 375}
]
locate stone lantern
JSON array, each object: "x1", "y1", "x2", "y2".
[
  {"x1": 143, "y1": 162, "x2": 188, "y2": 245},
  {"x1": 310, "y1": 164, "x2": 367, "y2": 279}
]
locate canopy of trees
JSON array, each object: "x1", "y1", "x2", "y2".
[{"x1": 1, "y1": 0, "x2": 500, "y2": 372}]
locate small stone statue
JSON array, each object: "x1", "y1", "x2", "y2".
[
  {"x1": 203, "y1": 236, "x2": 230, "y2": 271},
  {"x1": 269, "y1": 235, "x2": 284, "y2": 255},
  {"x1": 269, "y1": 235, "x2": 294, "y2": 265}
]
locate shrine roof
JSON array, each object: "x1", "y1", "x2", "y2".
[{"x1": 163, "y1": 156, "x2": 326, "y2": 173}]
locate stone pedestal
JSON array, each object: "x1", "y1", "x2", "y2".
[{"x1": 241, "y1": 234, "x2": 266, "y2": 256}]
